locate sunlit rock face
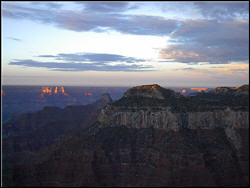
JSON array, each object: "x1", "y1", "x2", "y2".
[{"x1": 40, "y1": 86, "x2": 69, "y2": 97}]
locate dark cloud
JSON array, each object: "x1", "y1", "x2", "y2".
[
  {"x1": 9, "y1": 59, "x2": 152, "y2": 72},
  {"x1": 7, "y1": 37, "x2": 22, "y2": 42},
  {"x1": 2, "y1": 3, "x2": 58, "y2": 24},
  {"x1": 160, "y1": 19, "x2": 249, "y2": 64},
  {"x1": 2, "y1": 2, "x2": 179, "y2": 36},
  {"x1": 112, "y1": 15, "x2": 178, "y2": 36},
  {"x1": 38, "y1": 52, "x2": 146, "y2": 63},
  {"x1": 194, "y1": 2, "x2": 249, "y2": 20},
  {"x1": 11, "y1": 52, "x2": 152, "y2": 72},
  {"x1": 48, "y1": 11, "x2": 179, "y2": 35}
]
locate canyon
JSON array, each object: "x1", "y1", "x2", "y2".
[{"x1": 2, "y1": 84, "x2": 249, "y2": 186}]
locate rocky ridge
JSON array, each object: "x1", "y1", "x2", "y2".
[
  {"x1": 212, "y1": 84, "x2": 249, "y2": 95},
  {"x1": 98, "y1": 84, "x2": 249, "y2": 131}
]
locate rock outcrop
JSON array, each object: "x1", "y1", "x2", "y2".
[{"x1": 123, "y1": 84, "x2": 167, "y2": 99}]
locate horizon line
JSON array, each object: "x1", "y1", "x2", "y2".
[{"x1": 2, "y1": 83, "x2": 249, "y2": 88}]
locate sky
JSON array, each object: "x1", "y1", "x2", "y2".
[{"x1": 1, "y1": 1, "x2": 249, "y2": 87}]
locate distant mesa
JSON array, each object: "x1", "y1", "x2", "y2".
[
  {"x1": 181, "y1": 89, "x2": 187, "y2": 94},
  {"x1": 133, "y1": 84, "x2": 161, "y2": 90},
  {"x1": 85, "y1": 92, "x2": 93, "y2": 96},
  {"x1": 60, "y1": 86, "x2": 69, "y2": 96},
  {"x1": 190, "y1": 88, "x2": 208, "y2": 92},
  {"x1": 2, "y1": 89, "x2": 6, "y2": 96},
  {"x1": 40, "y1": 86, "x2": 69, "y2": 97}
]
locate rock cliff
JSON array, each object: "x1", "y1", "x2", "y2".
[{"x1": 98, "y1": 105, "x2": 248, "y2": 131}]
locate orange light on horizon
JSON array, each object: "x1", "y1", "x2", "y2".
[
  {"x1": 61, "y1": 86, "x2": 69, "y2": 96},
  {"x1": 42, "y1": 87, "x2": 53, "y2": 94},
  {"x1": 61, "y1": 86, "x2": 65, "y2": 94},
  {"x1": 85, "y1": 92, "x2": 93, "y2": 96},
  {"x1": 40, "y1": 86, "x2": 69, "y2": 97},
  {"x1": 190, "y1": 88, "x2": 208, "y2": 92},
  {"x1": 54, "y1": 86, "x2": 58, "y2": 95},
  {"x1": 2, "y1": 89, "x2": 6, "y2": 96},
  {"x1": 41, "y1": 87, "x2": 53, "y2": 97},
  {"x1": 181, "y1": 89, "x2": 187, "y2": 94}
]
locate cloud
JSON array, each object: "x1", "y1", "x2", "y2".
[
  {"x1": 38, "y1": 52, "x2": 146, "y2": 63},
  {"x1": 194, "y1": 2, "x2": 249, "y2": 20},
  {"x1": 176, "y1": 64, "x2": 249, "y2": 76},
  {"x1": 3, "y1": 2, "x2": 249, "y2": 66},
  {"x1": 173, "y1": 64, "x2": 249, "y2": 85},
  {"x1": 37, "y1": 55, "x2": 57, "y2": 58},
  {"x1": 160, "y1": 19, "x2": 249, "y2": 64},
  {"x1": 113, "y1": 15, "x2": 178, "y2": 36},
  {"x1": 29, "y1": 2, "x2": 63, "y2": 9},
  {"x1": 77, "y1": 2, "x2": 137, "y2": 13},
  {"x1": 2, "y1": 2, "x2": 179, "y2": 36},
  {"x1": 182, "y1": 67, "x2": 194, "y2": 71},
  {"x1": 11, "y1": 52, "x2": 152, "y2": 72},
  {"x1": 2, "y1": 3, "x2": 58, "y2": 24},
  {"x1": 46, "y1": 11, "x2": 179, "y2": 35},
  {"x1": 9, "y1": 59, "x2": 152, "y2": 72},
  {"x1": 7, "y1": 37, "x2": 22, "y2": 42},
  {"x1": 2, "y1": 2, "x2": 248, "y2": 37},
  {"x1": 210, "y1": 64, "x2": 249, "y2": 74}
]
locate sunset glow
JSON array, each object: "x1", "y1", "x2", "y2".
[
  {"x1": 54, "y1": 86, "x2": 58, "y2": 95},
  {"x1": 85, "y1": 92, "x2": 93, "y2": 96},
  {"x1": 181, "y1": 89, "x2": 187, "y2": 94},
  {"x1": 190, "y1": 88, "x2": 208, "y2": 92}
]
